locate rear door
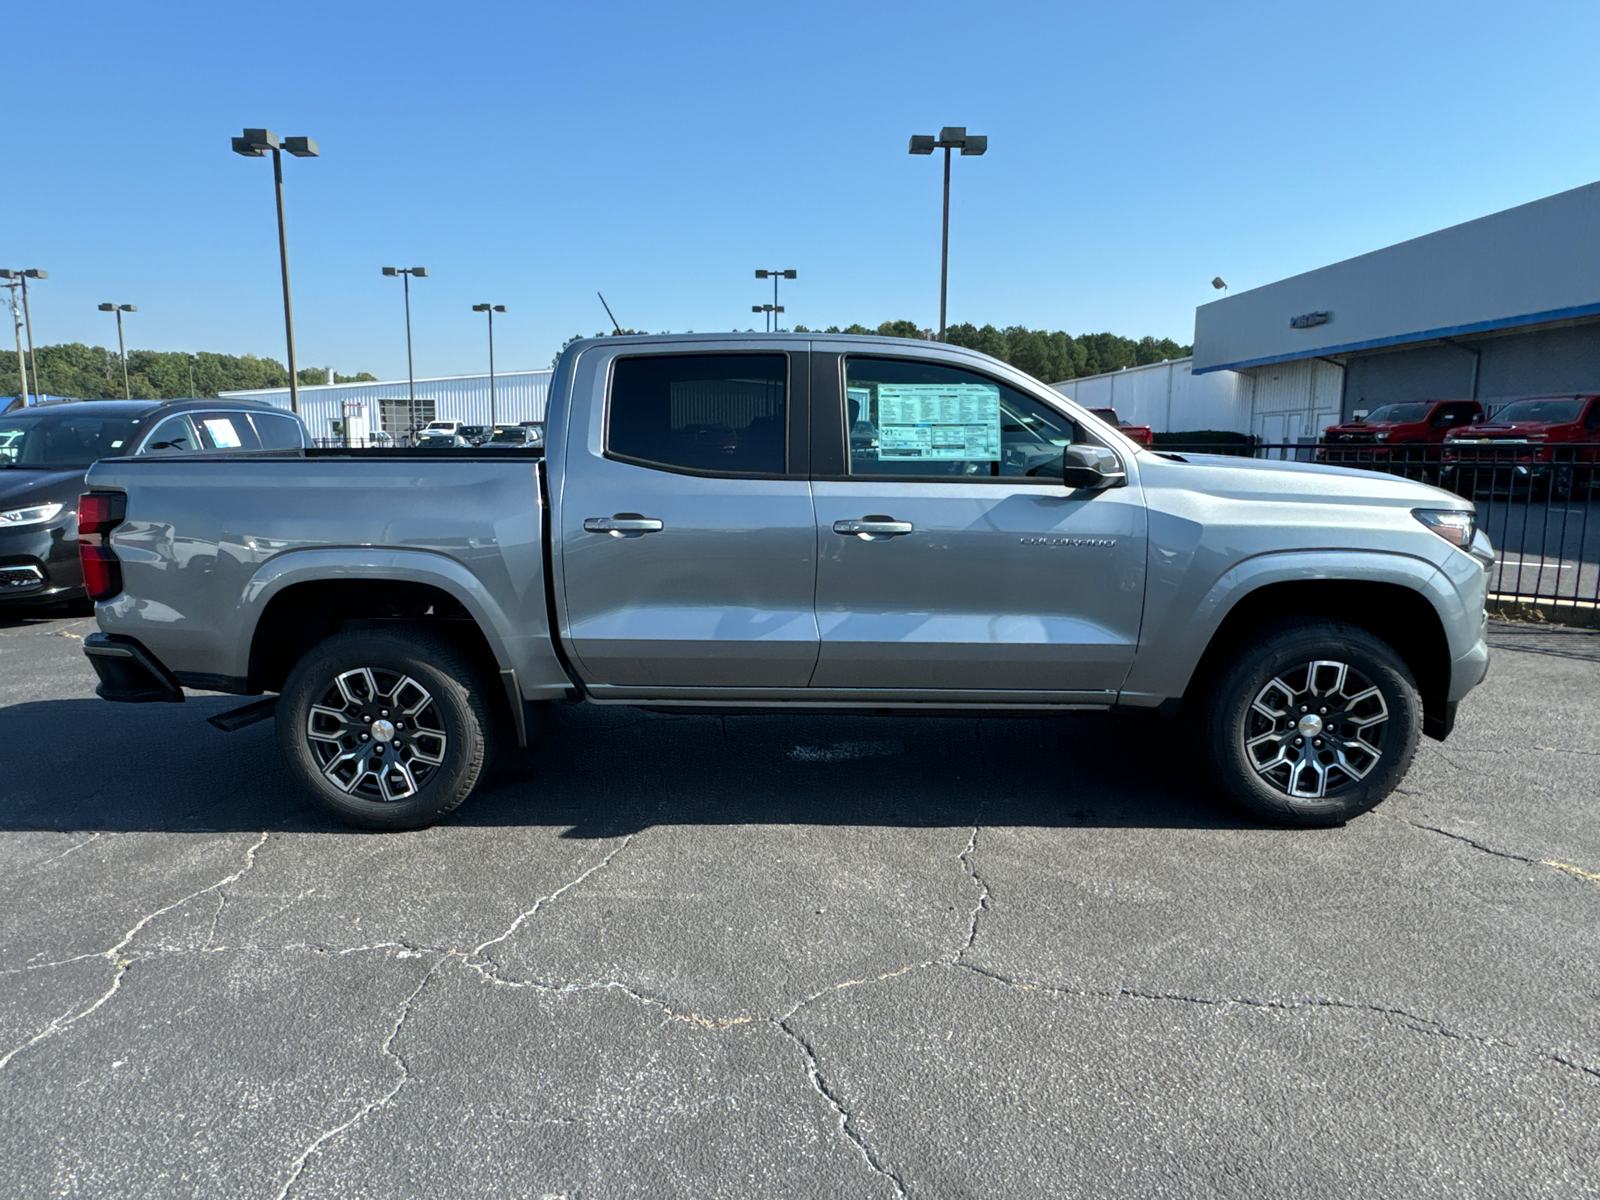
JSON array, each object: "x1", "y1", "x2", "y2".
[
  {"x1": 556, "y1": 344, "x2": 818, "y2": 691},
  {"x1": 809, "y1": 350, "x2": 1147, "y2": 699}
]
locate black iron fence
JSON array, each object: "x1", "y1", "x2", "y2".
[{"x1": 1163, "y1": 440, "x2": 1600, "y2": 607}]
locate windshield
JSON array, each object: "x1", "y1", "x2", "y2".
[
  {"x1": 489, "y1": 429, "x2": 526, "y2": 443},
  {"x1": 1362, "y1": 404, "x2": 1431, "y2": 424},
  {"x1": 0, "y1": 412, "x2": 144, "y2": 468},
  {"x1": 1491, "y1": 398, "x2": 1586, "y2": 424}
]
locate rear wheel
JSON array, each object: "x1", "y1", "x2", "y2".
[
  {"x1": 276, "y1": 627, "x2": 495, "y2": 830},
  {"x1": 1202, "y1": 619, "x2": 1421, "y2": 826}
]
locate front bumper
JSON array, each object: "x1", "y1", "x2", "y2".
[
  {"x1": 0, "y1": 521, "x2": 82, "y2": 604},
  {"x1": 83, "y1": 633, "x2": 185, "y2": 703}
]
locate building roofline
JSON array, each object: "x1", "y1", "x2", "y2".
[{"x1": 1192, "y1": 301, "x2": 1600, "y2": 374}]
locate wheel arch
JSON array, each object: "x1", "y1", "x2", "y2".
[{"x1": 1181, "y1": 577, "x2": 1453, "y2": 740}]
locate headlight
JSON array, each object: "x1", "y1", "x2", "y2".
[
  {"x1": 0, "y1": 502, "x2": 64, "y2": 528},
  {"x1": 1373, "y1": 431, "x2": 1390, "y2": 442},
  {"x1": 1413, "y1": 508, "x2": 1475, "y2": 548}
]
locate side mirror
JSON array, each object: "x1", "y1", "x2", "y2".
[{"x1": 1062, "y1": 444, "x2": 1126, "y2": 490}]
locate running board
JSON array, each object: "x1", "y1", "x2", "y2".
[{"x1": 207, "y1": 697, "x2": 279, "y2": 733}]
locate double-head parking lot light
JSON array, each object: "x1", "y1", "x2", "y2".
[
  {"x1": 471, "y1": 303, "x2": 507, "y2": 427},
  {"x1": 909, "y1": 126, "x2": 986, "y2": 340},
  {"x1": 232, "y1": 128, "x2": 319, "y2": 413},
  {"x1": 754, "y1": 269, "x2": 796, "y2": 332},
  {"x1": 97, "y1": 303, "x2": 137, "y2": 399},
  {"x1": 383, "y1": 268, "x2": 428, "y2": 436}
]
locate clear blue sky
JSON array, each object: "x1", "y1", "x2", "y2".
[{"x1": 8, "y1": 0, "x2": 1599, "y2": 381}]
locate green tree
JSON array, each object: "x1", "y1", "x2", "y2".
[{"x1": 1, "y1": 343, "x2": 379, "y2": 401}]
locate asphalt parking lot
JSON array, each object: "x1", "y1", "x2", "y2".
[{"x1": 2, "y1": 612, "x2": 1597, "y2": 1199}]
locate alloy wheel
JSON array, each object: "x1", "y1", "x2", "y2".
[
  {"x1": 1243, "y1": 660, "x2": 1389, "y2": 799},
  {"x1": 305, "y1": 667, "x2": 448, "y2": 802}
]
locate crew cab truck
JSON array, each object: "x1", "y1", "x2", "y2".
[
  {"x1": 78, "y1": 334, "x2": 1493, "y2": 831},
  {"x1": 1441, "y1": 394, "x2": 1600, "y2": 499},
  {"x1": 1317, "y1": 399, "x2": 1484, "y2": 473}
]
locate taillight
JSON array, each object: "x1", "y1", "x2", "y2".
[{"x1": 77, "y1": 491, "x2": 126, "y2": 602}]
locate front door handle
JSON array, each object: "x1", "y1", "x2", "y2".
[
  {"x1": 584, "y1": 515, "x2": 665, "y2": 536},
  {"x1": 834, "y1": 517, "x2": 914, "y2": 537}
]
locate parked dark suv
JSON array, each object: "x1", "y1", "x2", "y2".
[{"x1": 0, "y1": 398, "x2": 309, "y2": 607}]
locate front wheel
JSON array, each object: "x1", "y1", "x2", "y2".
[
  {"x1": 276, "y1": 627, "x2": 496, "y2": 830},
  {"x1": 1202, "y1": 619, "x2": 1421, "y2": 827}
]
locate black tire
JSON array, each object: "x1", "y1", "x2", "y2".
[
  {"x1": 1202, "y1": 618, "x2": 1421, "y2": 827},
  {"x1": 276, "y1": 627, "x2": 496, "y2": 830}
]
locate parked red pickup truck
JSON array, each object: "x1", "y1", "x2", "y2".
[
  {"x1": 1441, "y1": 394, "x2": 1600, "y2": 499},
  {"x1": 1317, "y1": 400, "x2": 1483, "y2": 467},
  {"x1": 1089, "y1": 407, "x2": 1152, "y2": 446}
]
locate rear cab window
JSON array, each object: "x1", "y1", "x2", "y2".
[
  {"x1": 249, "y1": 411, "x2": 305, "y2": 449},
  {"x1": 607, "y1": 353, "x2": 789, "y2": 476},
  {"x1": 843, "y1": 356, "x2": 1079, "y2": 480}
]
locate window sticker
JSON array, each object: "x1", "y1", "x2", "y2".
[
  {"x1": 874, "y1": 382, "x2": 1001, "y2": 461},
  {"x1": 203, "y1": 418, "x2": 242, "y2": 448}
]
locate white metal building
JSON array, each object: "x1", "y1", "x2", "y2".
[
  {"x1": 1055, "y1": 356, "x2": 1344, "y2": 445},
  {"x1": 221, "y1": 369, "x2": 553, "y2": 443}
]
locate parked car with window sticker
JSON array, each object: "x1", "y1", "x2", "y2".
[
  {"x1": 78, "y1": 335, "x2": 1492, "y2": 831},
  {"x1": 0, "y1": 398, "x2": 308, "y2": 606}
]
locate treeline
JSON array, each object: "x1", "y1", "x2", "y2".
[
  {"x1": 794, "y1": 321, "x2": 1190, "y2": 382},
  {"x1": 1, "y1": 344, "x2": 375, "y2": 401}
]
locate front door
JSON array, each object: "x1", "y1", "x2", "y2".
[
  {"x1": 558, "y1": 346, "x2": 819, "y2": 691},
  {"x1": 811, "y1": 353, "x2": 1147, "y2": 698}
]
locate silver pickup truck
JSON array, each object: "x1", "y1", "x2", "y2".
[{"x1": 78, "y1": 333, "x2": 1492, "y2": 830}]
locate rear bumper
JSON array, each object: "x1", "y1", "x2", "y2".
[{"x1": 82, "y1": 633, "x2": 185, "y2": 703}]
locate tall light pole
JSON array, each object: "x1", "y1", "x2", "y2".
[
  {"x1": 0, "y1": 270, "x2": 45, "y2": 402},
  {"x1": 5, "y1": 282, "x2": 25, "y2": 403},
  {"x1": 383, "y1": 267, "x2": 428, "y2": 437},
  {"x1": 754, "y1": 269, "x2": 796, "y2": 332},
  {"x1": 909, "y1": 126, "x2": 986, "y2": 341},
  {"x1": 232, "y1": 128, "x2": 318, "y2": 414},
  {"x1": 471, "y1": 303, "x2": 506, "y2": 427},
  {"x1": 751, "y1": 303, "x2": 783, "y2": 332},
  {"x1": 97, "y1": 304, "x2": 137, "y2": 400}
]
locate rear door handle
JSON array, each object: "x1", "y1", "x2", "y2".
[
  {"x1": 584, "y1": 515, "x2": 665, "y2": 535},
  {"x1": 833, "y1": 518, "x2": 914, "y2": 537}
]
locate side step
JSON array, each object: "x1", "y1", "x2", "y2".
[{"x1": 208, "y1": 696, "x2": 279, "y2": 733}]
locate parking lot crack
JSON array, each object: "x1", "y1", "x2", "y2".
[
  {"x1": 1402, "y1": 820, "x2": 1600, "y2": 885},
  {"x1": 26, "y1": 832, "x2": 103, "y2": 871},
  {"x1": 272, "y1": 954, "x2": 444, "y2": 1200},
  {"x1": 466, "y1": 835, "x2": 636, "y2": 974},
  {"x1": 776, "y1": 1018, "x2": 907, "y2": 1197},
  {"x1": 950, "y1": 816, "x2": 991, "y2": 963},
  {"x1": 0, "y1": 831, "x2": 269, "y2": 1072}
]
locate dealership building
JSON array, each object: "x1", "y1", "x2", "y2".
[{"x1": 1057, "y1": 179, "x2": 1600, "y2": 442}]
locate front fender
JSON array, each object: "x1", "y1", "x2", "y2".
[{"x1": 1118, "y1": 548, "x2": 1453, "y2": 705}]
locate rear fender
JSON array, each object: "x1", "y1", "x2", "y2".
[{"x1": 237, "y1": 548, "x2": 571, "y2": 699}]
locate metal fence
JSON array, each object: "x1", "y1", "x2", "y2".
[{"x1": 1163, "y1": 441, "x2": 1600, "y2": 607}]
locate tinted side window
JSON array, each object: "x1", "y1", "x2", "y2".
[
  {"x1": 608, "y1": 354, "x2": 786, "y2": 475},
  {"x1": 250, "y1": 412, "x2": 305, "y2": 449},
  {"x1": 845, "y1": 357, "x2": 1078, "y2": 479},
  {"x1": 193, "y1": 413, "x2": 263, "y2": 451},
  {"x1": 138, "y1": 415, "x2": 200, "y2": 455}
]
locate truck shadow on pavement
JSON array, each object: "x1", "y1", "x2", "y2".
[{"x1": 0, "y1": 696, "x2": 1256, "y2": 835}]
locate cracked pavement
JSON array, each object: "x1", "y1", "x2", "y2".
[{"x1": 2, "y1": 613, "x2": 1597, "y2": 1198}]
